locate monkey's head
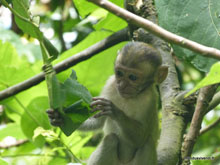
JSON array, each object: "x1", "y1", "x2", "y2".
[{"x1": 115, "y1": 42, "x2": 168, "y2": 98}]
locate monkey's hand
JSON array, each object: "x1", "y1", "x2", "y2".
[
  {"x1": 46, "y1": 109, "x2": 63, "y2": 126},
  {"x1": 90, "y1": 97, "x2": 120, "y2": 118}
]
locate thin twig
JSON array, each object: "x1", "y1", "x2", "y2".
[
  {"x1": 0, "y1": 139, "x2": 28, "y2": 149},
  {"x1": 88, "y1": 0, "x2": 220, "y2": 60},
  {"x1": 200, "y1": 117, "x2": 220, "y2": 135},
  {"x1": 206, "y1": 90, "x2": 220, "y2": 113},
  {"x1": 0, "y1": 28, "x2": 129, "y2": 101},
  {"x1": 59, "y1": 138, "x2": 81, "y2": 163}
]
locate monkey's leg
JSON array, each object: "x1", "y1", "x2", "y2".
[
  {"x1": 87, "y1": 133, "x2": 119, "y2": 165},
  {"x1": 131, "y1": 136, "x2": 157, "y2": 165}
]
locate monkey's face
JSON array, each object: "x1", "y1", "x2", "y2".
[{"x1": 114, "y1": 64, "x2": 155, "y2": 98}]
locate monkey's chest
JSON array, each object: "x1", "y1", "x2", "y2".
[{"x1": 113, "y1": 99, "x2": 148, "y2": 121}]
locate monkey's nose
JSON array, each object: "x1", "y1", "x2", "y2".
[{"x1": 118, "y1": 81, "x2": 127, "y2": 89}]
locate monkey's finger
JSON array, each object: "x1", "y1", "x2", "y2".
[
  {"x1": 46, "y1": 109, "x2": 55, "y2": 114},
  {"x1": 47, "y1": 112, "x2": 59, "y2": 118},
  {"x1": 90, "y1": 99, "x2": 110, "y2": 107},
  {"x1": 47, "y1": 113, "x2": 55, "y2": 119},
  {"x1": 94, "y1": 111, "x2": 112, "y2": 118},
  {"x1": 91, "y1": 105, "x2": 104, "y2": 112},
  {"x1": 47, "y1": 109, "x2": 60, "y2": 118},
  {"x1": 90, "y1": 107, "x2": 100, "y2": 113},
  {"x1": 92, "y1": 97, "x2": 109, "y2": 102},
  {"x1": 54, "y1": 111, "x2": 60, "y2": 118},
  {"x1": 91, "y1": 104, "x2": 113, "y2": 112},
  {"x1": 50, "y1": 119, "x2": 63, "y2": 126}
]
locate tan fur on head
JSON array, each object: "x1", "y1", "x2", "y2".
[{"x1": 117, "y1": 42, "x2": 162, "y2": 69}]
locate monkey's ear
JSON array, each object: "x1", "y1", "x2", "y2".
[{"x1": 155, "y1": 66, "x2": 168, "y2": 84}]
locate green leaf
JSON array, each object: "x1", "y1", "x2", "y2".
[
  {"x1": 59, "y1": 115, "x2": 77, "y2": 136},
  {"x1": 64, "y1": 100, "x2": 92, "y2": 126},
  {"x1": 70, "y1": 133, "x2": 93, "y2": 156},
  {"x1": 20, "y1": 97, "x2": 51, "y2": 146},
  {"x1": 90, "y1": 8, "x2": 108, "y2": 20},
  {"x1": 3, "y1": 103, "x2": 22, "y2": 123},
  {"x1": 94, "y1": 12, "x2": 127, "y2": 32},
  {"x1": 5, "y1": 1, "x2": 57, "y2": 62},
  {"x1": 73, "y1": 0, "x2": 124, "y2": 18},
  {"x1": 12, "y1": 0, "x2": 42, "y2": 39},
  {"x1": 62, "y1": 70, "x2": 92, "y2": 106},
  {"x1": 155, "y1": 0, "x2": 220, "y2": 72},
  {"x1": 58, "y1": 70, "x2": 93, "y2": 136},
  {"x1": 0, "y1": 159, "x2": 8, "y2": 165},
  {"x1": 33, "y1": 127, "x2": 58, "y2": 142},
  {"x1": 1, "y1": 142, "x2": 37, "y2": 160},
  {"x1": 60, "y1": 131, "x2": 94, "y2": 159},
  {"x1": 77, "y1": 147, "x2": 96, "y2": 160},
  {"x1": 0, "y1": 28, "x2": 42, "y2": 61},
  {"x1": 0, "y1": 123, "x2": 26, "y2": 140},
  {"x1": 48, "y1": 158, "x2": 68, "y2": 165},
  {"x1": 73, "y1": 0, "x2": 99, "y2": 18},
  {"x1": 73, "y1": 0, "x2": 126, "y2": 32},
  {"x1": 0, "y1": 41, "x2": 48, "y2": 124},
  {"x1": 0, "y1": 40, "x2": 35, "y2": 90},
  {"x1": 186, "y1": 62, "x2": 220, "y2": 97}
]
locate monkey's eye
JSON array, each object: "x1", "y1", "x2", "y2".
[
  {"x1": 116, "y1": 70, "x2": 123, "y2": 77},
  {"x1": 129, "y1": 74, "x2": 138, "y2": 81}
]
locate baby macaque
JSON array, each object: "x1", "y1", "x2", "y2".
[{"x1": 47, "y1": 42, "x2": 168, "y2": 165}]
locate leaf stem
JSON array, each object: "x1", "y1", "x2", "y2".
[
  {"x1": 1, "y1": 0, "x2": 37, "y2": 27},
  {"x1": 59, "y1": 137, "x2": 82, "y2": 163}
]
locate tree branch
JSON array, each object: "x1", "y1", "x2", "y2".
[
  {"x1": 0, "y1": 28, "x2": 129, "y2": 101},
  {"x1": 206, "y1": 90, "x2": 220, "y2": 113},
  {"x1": 200, "y1": 117, "x2": 220, "y2": 135},
  {"x1": 156, "y1": 40, "x2": 188, "y2": 165},
  {"x1": 181, "y1": 84, "x2": 218, "y2": 164},
  {"x1": 88, "y1": 0, "x2": 220, "y2": 60}
]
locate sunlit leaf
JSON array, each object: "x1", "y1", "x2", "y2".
[
  {"x1": 94, "y1": 12, "x2": 127, "y2": 32},
  {"x1": 73, "y1": 0, "x2": 99, "y2": 18},
  {"x1": 0, "y1": 159, "x2": 8, "y2": 165},
  {"x1": 33, "y1": 127, "x2": 58, "y2": 142},
  {"x1": 48, "y1": 158, "x2": 68, "y2": 165},
  {"x1": 0, "y1": 123, "x2": 26, "y2": 140},
  {"x1": 186, "y1": 62, "x2": 220, "y2": 97}
]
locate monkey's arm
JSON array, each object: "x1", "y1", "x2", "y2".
[
  {"x1": 78, "y1": 116, "x2": 105, "y2": 131},
  {"x1": 91, "y1": 97, "x2": 150, "y2": 147}
]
